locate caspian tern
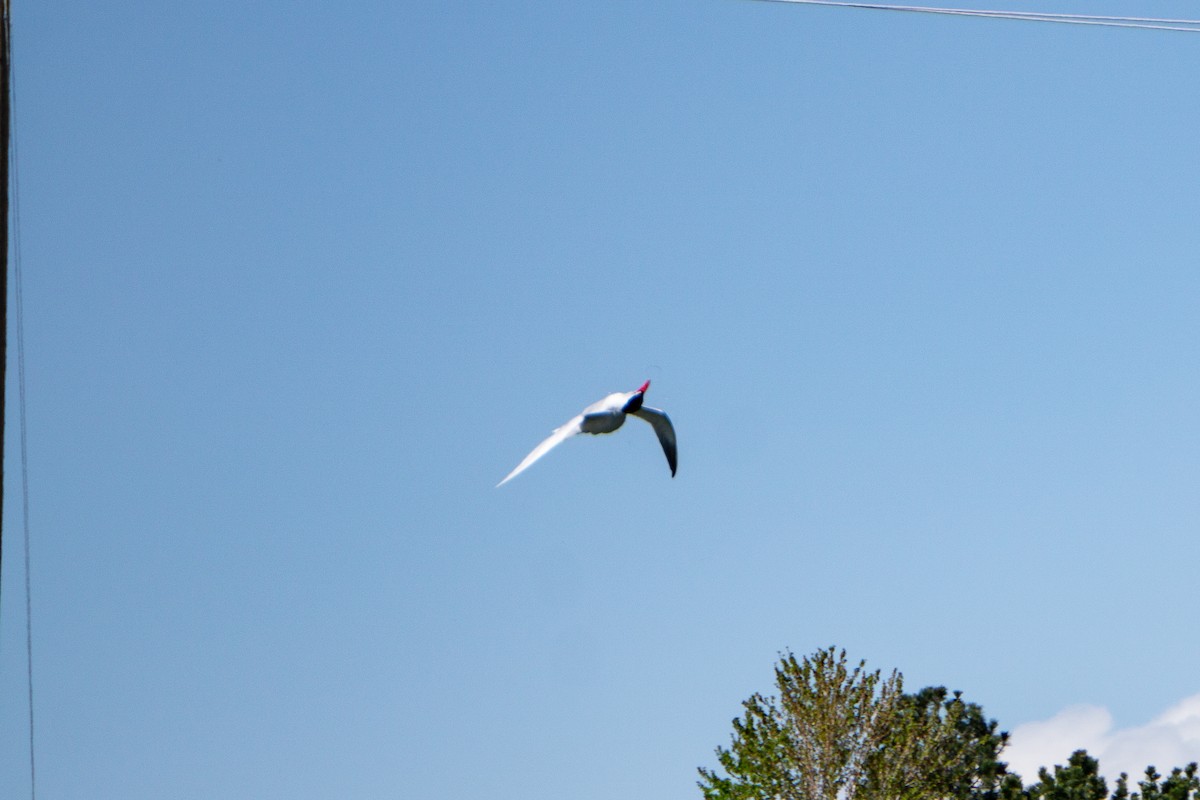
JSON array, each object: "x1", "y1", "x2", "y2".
[{"x1": 497, "y1": 380, "x2": 677, "y2": 487}]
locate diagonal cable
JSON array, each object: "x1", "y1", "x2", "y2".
[
  {"x1": 744, "y1": 0, "x2": 1200, "y2": 33},
  {"x1": 6, "y1": 0, "x2": 37, "y2": 794}
]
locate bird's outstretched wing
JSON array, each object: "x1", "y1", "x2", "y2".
[
  {"x1": 496, "y1": 415, "x2": 584, "y2": 487},
  {"x1": 631, "y1": 406, "x2": 677, "y2": 477}
]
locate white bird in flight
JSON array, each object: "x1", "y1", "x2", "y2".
[{"x1": 497, "y1": 380, "x2": 677, "y2": 487}]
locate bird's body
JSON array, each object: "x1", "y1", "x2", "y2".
[
  {"x1": 497, "y1": 380, "x2": 677, "y2": 486},
  {"x1": 578, "y1": 390, "x2": 641, "y2": 434}
]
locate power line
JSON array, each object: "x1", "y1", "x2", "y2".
[
  {"x1": 743, "y1": 0, "x2": 1200, "y2": 33},
  {"x1": 5, "y1": 0, "x2": 36, "y2": 795}
]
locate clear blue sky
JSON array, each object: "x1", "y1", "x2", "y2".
[{"x1": 3, "y1": 1, "x2": 1199, "y2": 797}]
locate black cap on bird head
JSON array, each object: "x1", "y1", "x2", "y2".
[{"x1": 623, "y1": 380, "x2": 650, "y2": 413}]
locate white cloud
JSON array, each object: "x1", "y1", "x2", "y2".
[{"x1": 1004, "y1": 693, "x2": 1200, "y2": 784}]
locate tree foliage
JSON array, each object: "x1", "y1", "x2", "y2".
[
  {"x1": 1024, "y1": 750, "x2": 1109, "y2": 800},
  {"x1": 697, "y1": 647, "x2": 896, "y2": 800},
  {"x1": 868, "y1": 686, "x2": 1010, "y2": 800},
  {"x1": 698, "y1": 647, "x2": 1009, "y2": 800},
  {"x1": 699, "y1": 647, "x2": 1198, "y2": 800},
  {"x1": 1004, "y1": 752, "x2": 1200, "y2": 800},
  {"x1": 1114, "y1": 762, "x2": 1200, "y2": 800}
]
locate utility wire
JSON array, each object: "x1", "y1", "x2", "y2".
[
  {"x1": 744, "y1": 0, "x2": 1200, "y2": 33},
  {"x1": 6, "y1": 0, "x2": 36, "y2": 794}
]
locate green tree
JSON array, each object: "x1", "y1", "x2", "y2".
[
  {"x1": 699, "y1": 647, "x2": 1009, "y2": 800},
  {"x1": 698, "y1": 647, "x2": 900, "y2": 800},
  {"x1": 867, "y1": 687, "x2": 1010, "y2": 800},
  {"x1": 1113, "y1": 763, "x2": 1200, "y2": 800},
  {"x1": 1004, "y1": 753, "x2": 1199, "y2": 800},
  {"x1": 1025, "y1": 750, "x2": 1108, "y2": 800}
]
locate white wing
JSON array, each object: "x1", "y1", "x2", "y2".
[
  {"x1": 496, "y1": 415, "x2": 585, "y2": 487},
  {"x1": 631, "y1": 406, "x2": 677, "y2": 477}
]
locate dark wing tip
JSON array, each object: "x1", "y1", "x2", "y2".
[{"x1": 632, "y1": 405, "x2": 676, "y2": 479}]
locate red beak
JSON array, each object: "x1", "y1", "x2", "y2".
[{"x1": 636, "y1": 380, "x2": 650, "y2": 394}]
